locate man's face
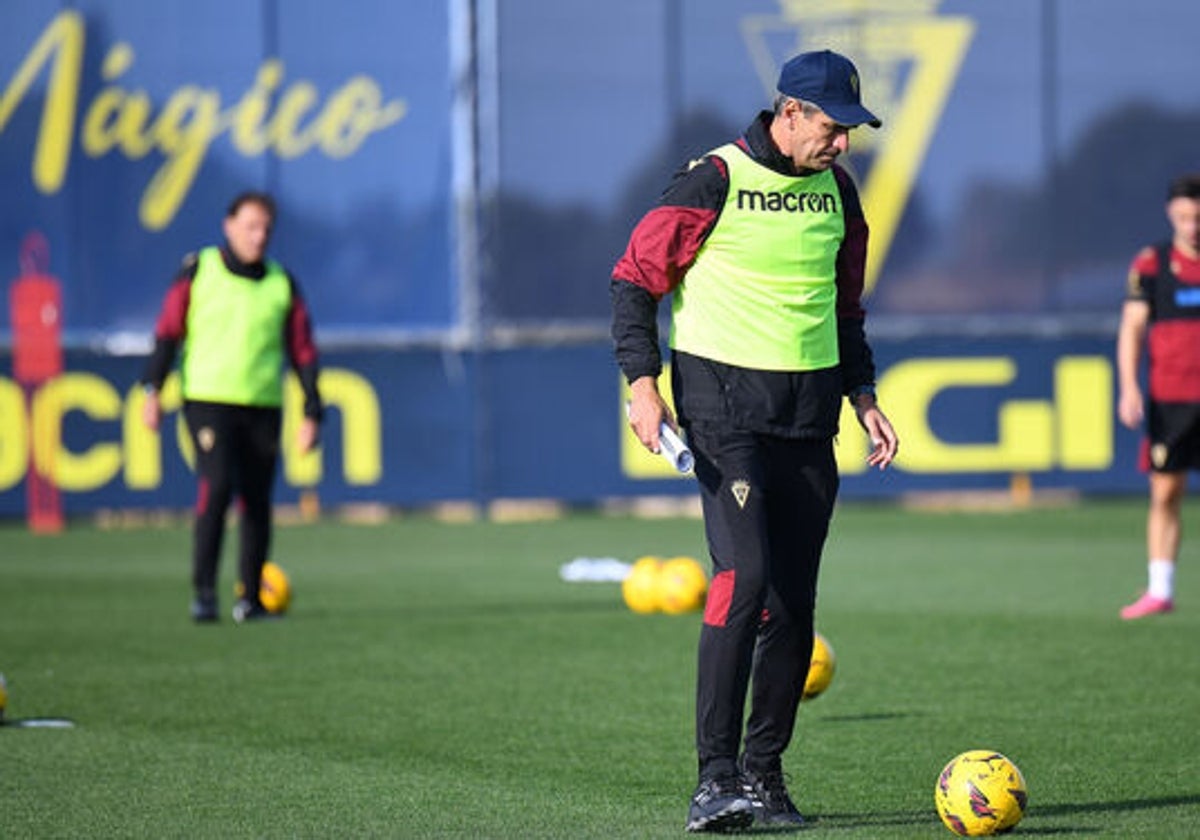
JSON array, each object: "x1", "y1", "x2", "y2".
[
  {"x1": 781, "y1": 101, "x2": 852, "y2": 172},
  {"x1": 1167, "y1": 196, "x2": 1200, "y2": 256},
  {"x1": 223, "y1": 201, "x2": 273, "y2": 264}
]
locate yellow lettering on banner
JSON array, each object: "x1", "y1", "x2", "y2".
[
  {"x1": 0, "y1": 368, "x2": 384, "y2": 493},
  {"x1": 619, "y1": 355, "x2": 1116, "y2": 481},
  {"x1": 33, "y1": 373, "x2": 122, "y2": 491},
  {"x1": 0, "y1": 381, "x2": 30, "y2": 491},
  {"x1": 228, "y1": 60, "x2": 285, "y2": 156},
  {"x1": 0, "y1": 10, "x2": 84, "y2": 194},
  {"x1": 880, "y1": 358, "x2": 1052, "y2": 472},
  {"x1": 123, "y1": 375, "x2": 184, "y2": 488},
  {"x1": 268, "y1": 81, "x2": 321, "y2": 158},
  {"x1": 1055, "y1": 356, "x2": 1112, "y2": 469},
  {"x1": 4, "y1": 11, "x2": 408, "y2": 231},
  {"x1": 316, "y1": 76, "x2": 407, "y2": 158},
  {"x1": 283, "y1": 369, "x2": 382, "y2": 486},
  {"x1": 864, "y1": 356, "x2": 1112, "y2": 474}
]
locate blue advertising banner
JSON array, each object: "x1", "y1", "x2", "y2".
[
  {"x1": 1, "y1": 1, "x2": 1194, "y2": 517},
  {"x1": 0, "y1": 336, "x2": 1149, "y2": 517},
  {"x1": 0, "y1": 3, "x2": 457, "y2": 337}
]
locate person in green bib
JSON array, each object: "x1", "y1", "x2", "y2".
[
  {"x1": 141, "y1": 192, "x2": 323, "y2": 624},
  {"x1": 612, "y1": 50, "x2": 899, "y2": 832}
]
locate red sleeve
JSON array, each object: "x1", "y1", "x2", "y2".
[
  {"x1": 1127, "y1": 246, "x2": 1157, "y2": 301},
  {"x1": 612, "y1": 155, "x2": 728, "y2": 298},
  {"x1": 285, "y1": 283, "x2": 320, "y2": 368},
  {"x1": 832, "y1": 164, "x2": 867, "y2": 319},
  {"x1": 612, "y1": 206, "x2": 718, "y2": 298},
  {"x1": 154, "y1": 277, "x2": 192, "y2": 340}
]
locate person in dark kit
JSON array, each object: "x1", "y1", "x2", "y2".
[
  {"x1": 1116, "y1": 173, "x2": 1200, "y2": 620},
  {"x1": 611, "y1": 50, "x2": 899, "y2": 832},
  {"x1": 140, "y1": 191, "x2": 322, "y2": 624}
]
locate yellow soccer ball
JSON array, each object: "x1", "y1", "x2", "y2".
[
  {"x1": 801, "y1": 632, "x2": 836, "y2": 700},
  {"x1": 622, "y1": 556, "x2": 663, "y2": 614},
  {"x1": 235, "y1": 562, "x2": 292, "y2": 614},
  {"x1": 935, "y1": 750, "x2": 1028, "y2": 836},
  {"x1": 657, "y1": 556, "x2": 708, "y2": 614},
  {"x1": 259, "y1": 562, "x2": 292, "y2": 614}
]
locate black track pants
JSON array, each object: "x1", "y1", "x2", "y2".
[
  {"x1": 687, "y1": 424, "x2": 839, "y2": 780},
  {"x1": 183, "y1": 401, "x2": 281, "y2": 604}
]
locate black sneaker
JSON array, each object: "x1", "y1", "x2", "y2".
[
  {"x1": 191, "y1": 596, "x2": 218, "y2": 623},
  {"x1": 232, "y1": 599, "x2": 280, "y2": 624},
  {"x1": 740, "y1": 761, "x2": 805, "y2": 828},
  {"x1": 686, "y1": 775, "x2": 754, "y2": 833}
]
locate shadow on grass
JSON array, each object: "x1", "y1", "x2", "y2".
[
  {"x1": 808, "y1": 792, "x2": 1200, "y2": 834},
  {"x1": 815, "y1": 711, "x2": 926, "y2": 723},
  {"x1": 297, "y1": 598, "x2": 627, "y2": 622},
  {"x1": 1033, "y1": 792, "x2": 1200, "y2": 817}
]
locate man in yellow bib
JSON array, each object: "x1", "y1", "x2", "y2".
[
  {"x1": 612, "y1": 50, "x2": 899, "y2": 832},
  {"x1": 141, "y1": 192, "x2": 323, "y2": 624}
]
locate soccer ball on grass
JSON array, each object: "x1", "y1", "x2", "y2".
[
  {"x1": 657, "y1": 556, "x2": 707, "y2": 614},
  {"x1": 621, "y1": 556, "x2": 662, "y2": 614},
  {"x1": 935, "y1": 750, "x2": 1027, "y2": 836},
  {"x1": 801, "y1": 632, "x2": 836, "y2": 700},
  {"x1": 234, "y1": 561, "x2": 292, "y2": 614}
]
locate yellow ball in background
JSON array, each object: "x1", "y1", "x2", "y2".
[
  {"x1": 259, "y1": 562, "x2": 292, "y2": 614},
  {"x1": 657, "y1": 556, "x2": 708, "y2": 614},
  {"x1": 621, "y1": 556, "x2": 662, "y2": 614},
  {"x1": 234, "y1": 561, "x2": 292, "y2": 614},
  {"x1": 801, "y1": 632, "x2": 836, "y2": 700}
]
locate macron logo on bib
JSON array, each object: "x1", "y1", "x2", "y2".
[{"x1": 735, "y1": 189, "x2": 838, "y2": 214}]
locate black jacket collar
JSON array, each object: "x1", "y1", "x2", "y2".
[{"x1": 741, "y1": 111, "x2": 817, "y2": 177}]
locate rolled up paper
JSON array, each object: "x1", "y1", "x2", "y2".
[{"x1": 626, "y1": 402, "x2": 694, "y2": 473}]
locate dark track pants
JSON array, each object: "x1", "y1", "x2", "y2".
[
  {"x1": 183, "y1": 401, "x2": 282, "y2": 605},
  {"x1": 687, "y1": 424, "x2": 839, "y2": 780}
]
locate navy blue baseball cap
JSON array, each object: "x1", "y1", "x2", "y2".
[{"x1": 777, "y1": 50, "x2": 881, "y2": 128}]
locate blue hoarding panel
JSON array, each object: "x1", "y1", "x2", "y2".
[
  {"x1": 0, "y1": 335, "x2": 1152, "y2": 517},
  {"x1": 0, "y1": 3, "x2": 455, "y2": 337}
]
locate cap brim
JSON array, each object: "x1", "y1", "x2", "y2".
[{"x1": 823, "y1": 102, "x2": 882, "y2": 129}]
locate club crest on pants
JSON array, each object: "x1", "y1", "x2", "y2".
[
  {"x1": 730, "y1": 479, "x2": 751, "y2": 509},
  {"x1": 198, "y1": 426, "x2": 216, "y2": 452},
  {"x1": 1151, "y1": 443, "x2": 1168, "y2": 469}
]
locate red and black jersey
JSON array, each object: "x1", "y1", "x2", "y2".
[
  {"x1": 141, "y1": 246, "x2": 323, "y2": 419},
  {"x1": 611, "y1": 111, "x2": 876, "y2": 438},
  {"x1": 1128, "y1": 242, "x2": 1200, "y2": 403}
]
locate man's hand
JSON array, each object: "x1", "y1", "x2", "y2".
[
  {"x1": 1118, "y1": 386, "x2": 1144, "y2": 430},
  {"x1": 141, "y1": 390, "x2": 162, "y2": 431},
  {"x1": 627, "y1": 376, "x2": 674, "y2": 454},
  {"x1": 853, "y1": 395, "x2": 898, "y2": 470},
  {"x1": 296, "y1": 417, "x2": 320, "y2": 453}
]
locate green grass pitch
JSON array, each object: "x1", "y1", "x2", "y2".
[{"x1": 1, "y1": 498, "x2": 1198, "y2": 838}]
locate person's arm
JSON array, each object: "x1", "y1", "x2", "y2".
[
  {"x1": 831, "y1": 165, "x2": 897, "y2": 469},
  {"x1": 140, "y1": 257, "x2": 196, "y2": 431},
  {"x1": 283, "y1": 275, "x2": 322, "y2": 453},
  {"x1": 1117, "y1": 247, "x2": 1157, "y2": 431},
  {"x1": 831, "y1": 165, "x2": 875, "y2": 394},
  {"x1": 1117, "y1": 300, "x2": 1150, "y2": 430},
  {"x1": 611, "y1": 155, "x2": 728, "y2": 452}
]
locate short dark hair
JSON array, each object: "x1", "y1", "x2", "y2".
[
  {"x1": 226, "y1": 190, "x2": 276, "y2": 219},
  {"x1": 1167, "y1": 174, "x2": 1200, "y2": 201}
]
